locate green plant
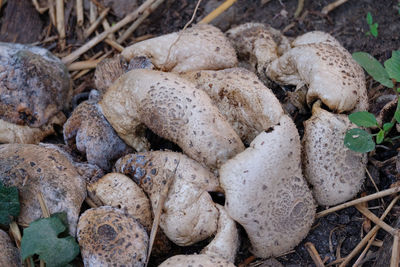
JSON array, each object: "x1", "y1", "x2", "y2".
[
  {"x1": 0, "y1": 182, "x2": 20, "y2": 225},
  {"x1": 344, "y1": 51, "x2": 400, "y2": 152},
  {"x1": 366, "y1": 12, "x2": 378, "y2": 37}
]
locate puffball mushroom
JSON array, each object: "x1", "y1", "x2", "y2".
[
  {"x1": 220, "y1": 115, "x2": 316, "y2": 258},
  {"x1": 100, "y1": 69, "x2": 244, "y2": 169},
  {"x1": 77, "y1": 206, "x2": 148, "y2": 267},
  {"x1": 158, "y1": 254, "x2": 236, "y2": 267},
  {"x1": 0, "y1": 144, "x2": 86, "y2": 235},
  {"x1": 181, "y1": 67, "x2": 284, "y2": 144},
  {"x1": 121, "y1": 24, "x2": 238, "y2": 72},
  {"x1": 114, "y1": 151, "x2": 220, "y2": 246},
  {"x1": 302, "y1": 104, "x2": 367, "y2": 206},
  {"x1": 0, "y1": 229, "x2": 21, "y2": 267}
]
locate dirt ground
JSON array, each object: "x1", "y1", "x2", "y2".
[{"x1": 1, "y1": 0, "x2": 400, "y2": 266}]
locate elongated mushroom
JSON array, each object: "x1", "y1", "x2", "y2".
[
  {"x1": 181, "y1": 67, "x2": 284, "y2": 144},
  {"x1": 77, "y1": 206, "x2": 148, "y2": 267},
  {"x1": 100, "y1": 69, "x2": 244, "y2": 169},
  {"x1": 158, "y1": 254, "x2": 235, "y2": 267},
  {"x1": 0, "y1": 144, "x2": 86, "y2": 235},
  {"x1": 220, "y1": 115, "x2": 316, "y2": 258},
  {"x1": 302, "y1": 103, "x2": 367, "y2": 205},
  {"x1": 114, "y1": 151, "x2": 220, "y2": 246},
  {"x1": 0, "y1": 229, "x2": 21, "y2": 267},
  {"x1": 121, "y1": 24, "x2": 238, "y2": 72}
]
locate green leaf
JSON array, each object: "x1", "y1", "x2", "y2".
[
  {"x1": 397, "y1": 88, "x2": 400, "y2": 93},
  {"x1": 0, "y1": 182, "x2": 20, "y2": 225},
  {"x1": 376, "y1": 129, "x2": 385, "y2": 144},
  {"x1": 352, "y1": 52, "x2": 394, "y2": 88},
  {"x1": 395, "y1": 110, "x2": 400, "y2": 123},
  {"x1": 344, "y1": 128, "x2": 375, "y2": 153},
  {"x1": 370, "y1": 23, "x2": 378, "y2": 37},
  {"x1": 349, "y1": 111, "x2": 378, "y2": 127},
  {"x1": 383, "y1": 122, "x2": 394, "y2": 132},
  {"x1": 366, "y1": 12, "x2": 373, "y2": 25},
  {"x1": 384, "y1": 50, "x2": 400, "y2": 82},
  {"x1": 21, "y1": 213, "x2": 79, "y2": 267}
]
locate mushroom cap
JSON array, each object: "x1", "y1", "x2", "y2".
[
  {"x1": 63, "y1": 100, "x2": 132, "y2": 170},
  {"x1": 220, "y1": 115, "x2": 316, "y2": 258},
  {"x1": 267, "y1": 33, "x2": 367, "y2": 113},
  {"x1": 0, "y1": 229, "x2": 21, "y2": 267},
  {"x1": 87, "y1": 173, "x2": 152, "y2": 230},
  {"x1": 0, "y1": 42, "x2": 71, "y2": 127},
  {"x1": 77, "y1": 206, "x2": 148, "y2": 267},
  {"x1": 121, "y1": 24, "x2": 238, "y2": 72},
  {"x1": 302, "y1": 105, "x2": 367, "y2": 205},
  {"x1": 181, "y1": 67, "x2": 284, "y2": 144},
  {"x1": 291, "y1": 31, "x2": 341, "y2": 47},
  {"x1": 158, "y1": 254, "x2": 235, "y2": 267},
  {"x1": 0, "y1": 144, "x2": 86, "y2": 235},
  {"x1": 114, "y1": 151, "x2": 220, "y2": 246},
  {"x1": 100, "y1": 69, "x2": 244, "y2": 169}
]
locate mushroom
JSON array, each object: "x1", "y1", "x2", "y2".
[
  {"x1": 0, "y1": 229, "x2": 21, "y2": 267},
  {"x1": 0, "y1": 42, "x2": 71, "y2": 142},
  {"x1": 158, "y1": 254, "x2": 235, "y2": 267},
  {"x1": 0, "y1": 144, "x2": 86, "y2": 235},
  {"x1": 77, "y1": 206, "x2": 148, "y2": 267},
  {"x1": 201, "y1": 204, "x2": 239, "y2": 263},
  {"x1": 266, "y1": 31, "x2": 368, "y2": 113},
  {"x1": 302, "y1": 103, "x2": 367, "y2": 206},
  {"x1": 63, "y1": 100, "x2": 133, "y2": 170},
  {"x1": 87, "y1": 173, "x2": 152, "y2": 230},
  {"x1": 181, "y1": 67, "x2": 284, "y2": 144},
  {"x1": 219, "y1": 115, "x2": 316, "y2": 258},
  {"x1": 100, "y1": 69, "x2": 244, "y2": 169},
  {"x1": 121, "y1": 24, "x2": 238, "y2": 72},
  {"x1": 114, "y1": 151, "x2": 220, "y2": 246}
]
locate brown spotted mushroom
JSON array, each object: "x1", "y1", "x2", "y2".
[
  {"x1": 158, "y1": 254, "x2": 236, "y2": 267},
  {"x1": 77, "y1": 206, "x2": 148, "y2": 267},
  {"x1": 0, "y1": 229, "x2": 21, "y2": 267}
]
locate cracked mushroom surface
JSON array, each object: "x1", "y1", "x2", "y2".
[
  {"x1": 77, "y1": 206, "x2": 148, "y2": 267},
  {"x1": 220, "y1": 115, "x2": 316, "y2": 258},
  {"x1": 0, "y1": 229, "x2": 21, "y2": 267},
  {"x1": 100, "y1": 69, "x2": 244, "y2": 169},
  {"x1": 114, "y1": 151, "x2": 220, "y2": 246},
  {"x1": 0, "y1": 144, "x2": 86, "y2": 235},
  {"x1": 181, "y1": 67, "x2": 284, "y2": 144},
  {"x1": 303, "y1": 104, "x2": 367, "y2": 206},
  {"x1": 121, "y1": 24, "x2": 238, "y2": 72}
]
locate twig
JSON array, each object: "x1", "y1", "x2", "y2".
[
  {"x1": 102, "y1": 18, "x2": 115, "y2": 40},
  {"x1": 9, "y1": 221, "x2": 21, "y2": 248},
  {"x1": 305, "y1": 242, "x2": 325, "y2": 267},
  {"x1": 361, "y1": 192, "x2": 372, "y2": 233},
  {"x1": 32, "y1": 0, "x2": 48, "y2": 13},
  {"x1": 391, "y1": 234, "x2": 400, "y2": 267},
  {"x1": 198, "y1": 0, "x2": 237, "y2": 24},
  {"x1": 89, "y1": 1, "x2": 98, "y2": 24},
  {"x1": 48, "y1": 0, "x2": 56, "y2": 26},
  {"x1": 316, "y1": 185, "x2": 400, "y2": 218},
  {"x1": 76, "y1": 0, "x2": 84, "y2": 26},
  {"x1": 85, "y1": 197, "x2": 98, "y2": 208},
  {"x1": 72, "y1": 50, "x2": 112, "y2": 80},
  {"x1": 238, "y1": 255, "x2": 256, "y2": 267},
  {"x1": 38, "y1": 191, "x2": 50, "y2": 218},
  {"x1": 62, "y1": 0, "x2": 157, "y2": 65},
  {"x1": 56, "y1": 0, "x2": 65, "y2": 42},
  {"x1": 356, "y1": 205, "x2": 398, "y2": 236},
  {"x1": 321, "y1": 0, "x2": 349, "y2": 15},
  {"x1": 104, "y1": 39, "x2": 124, "y2": 52},
  {"x1": 84, "y1": 7, "x2": 110, "y2": 38},
  {"x1": 294, "y1": 0, "x2": 304, "y2": 18}
]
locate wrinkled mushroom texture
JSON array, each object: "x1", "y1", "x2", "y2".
[
  {"x1": 158, "y1": 254, "x2": 236, "y2": 267},
  {"x1": 0, "y1": 144, "x2": 86, "y2": 235},
  {"x1": 0, "y1": 229, "x2": 21, "y2": 267},
  {"x1": 87, "y1": 173, "x2": 152, "y2": 230},
  {"x1": 181, "y1": 68, "x2": 283, "y2": 144},
  {"x1": 220, "y1": 115, "x2": 316, "y2": 258},
  {"x1": 267, "y1": 32, "x2": 367, "y2": 113},
  {"x1": 0, "y1": 42, "x2": 71, "y2": 127},
  {"x1": 121, "y1": 24, "x2": 238, "y2": 72},
  {"x1": 302, "y1": 105, "x2": 367, "y2": 206},
  {"x1": 77, "y1": 206, "x2": 148, "y2": 267},
  {"x1": 114, "y1": 151, "x2": 220, "y2": 246},
  {"x1": 63, "y1": 100, "x2": 132, "y2": 170},
  {"x1": 100, "y1": 69, "x2": 244, "y2": 169},
  {"x1": 201, "y1": 204, "x2": 239, "y2": 263},
  {"x1": 0, "y1": 111, "x2": 65, "y2": 144}
]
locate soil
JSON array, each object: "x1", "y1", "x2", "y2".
[{"x1": 1, "y1": 0, "x2": 400, "y2": 266}]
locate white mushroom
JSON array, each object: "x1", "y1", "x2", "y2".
[
  {"x1": 302, "y1": 103, "x2": 367, "y2": 206},
  {"x1": 220, "y1": 115, "x2": 316, "y2": 258},
  {"x1": 158, "y1": 254, "x2": 236, "y2": 267},
  {"x1": 122, "y1": 24, "x2": 238, "y2": 72},
  {"x1": 0, "y1": 229, "x2": 21, "y2": 267}
]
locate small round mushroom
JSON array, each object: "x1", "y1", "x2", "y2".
[
  {"x1": 0, "y1": 229, "x2": 21, "y2": 267},
  {"x1": 220, "y1": 115, "x2": 316, "y2": 258},
  {"x1": 100, "y1": 69, "x2": 244, "y2": 169},
  {"x1": 181, "y1": 67, "x2": 284, "y2": 144},
  {"x1": 0, "y1": 144, "x2": 86, "y2": 235},
  {"x1": 77, "y1": 206, "x2": 148, "y2": 267},
  {"x1": 114, "y1": 151, "x2": 220, "y2": 246},
  {"x1": 87, "y1": 173, "x2": 152, "y2": 230},
  {"x1": 121, "y1": 24, "x2": 238, "y2": 72},
  {"x1": 302, "y1": 103, "x2": 367, "y2": 206},
  {"x1": 158, "y1": 254, "x2": 235, "y2": 267}
]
